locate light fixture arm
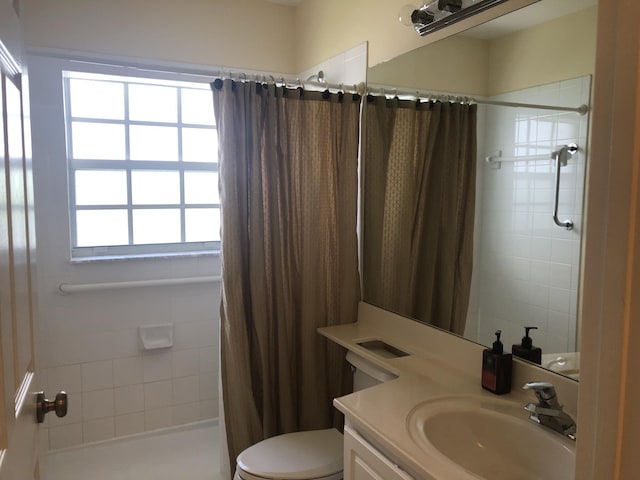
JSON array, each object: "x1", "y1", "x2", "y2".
[{"x1": 402, "y1": 0, "x2": 541, "y2": 37}]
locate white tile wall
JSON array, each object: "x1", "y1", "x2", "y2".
[
  {"x1": 114, "y1": 384, "x2": 145, "y2": 415},
  {"x1": 114, "y1": 356, "x2": 144, "y2": 387},
  {"x1": 145, "y1": 407, "x2": 174, "y2": 431},
  {"x1": 83, "y1": 417, "x2": 115, "y2": 443},
  {"x1": 43, "y1": 339, "x2": 221, "y2": 451},
  {"x1": 115, "y1": 412, "x2": 146, "y2": 437},
  {"x1": 297, "y1": 43, "x2": 367, "y2": 88},
  {"x1": 470, "y1": 76, "x2": 590, "y2": 354},
  {"x1": 35, "y1": 268, "x2": 221, "y2": 452}
]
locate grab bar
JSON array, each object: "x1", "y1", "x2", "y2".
[
  {"x1": 485, "y1": 151, "x2": 553, "y2": 167},
  {"x1": 552, "y1": 143, "x2": 578, "y2": 230},
  {"x1": 59, "y1": 275, "x2": 221, "y2": 294}
]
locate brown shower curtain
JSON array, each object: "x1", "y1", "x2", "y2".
[
  {"x1": 363, "y1": 96, "x2": 477, "y2": 335},
  {"x1": 212, "y1": 79, "x2": 361, "y2": 468}
]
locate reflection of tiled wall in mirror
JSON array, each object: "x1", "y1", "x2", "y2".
[{"x1": 466, "y1": 76, "x2": 590, "y2": 355}]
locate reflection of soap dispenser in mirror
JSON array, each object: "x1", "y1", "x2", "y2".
[
  {"x1": 481, "y1": 330, "x2": 512, "y2": 395},
  {"x1": 512, "y1": 327, "x2": 542, "y2": 365}
]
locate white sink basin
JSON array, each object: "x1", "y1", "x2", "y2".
[{"x1": 407, "y1": 396, "x2": 575, "y2": 480}]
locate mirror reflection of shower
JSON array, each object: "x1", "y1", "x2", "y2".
[{"x1": 363, "y1": 0, "x2": 597, "y2": 379}]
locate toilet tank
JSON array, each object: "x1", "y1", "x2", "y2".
[{"x1": 345, "y1": 351, "x2": 397, "y2": 391}]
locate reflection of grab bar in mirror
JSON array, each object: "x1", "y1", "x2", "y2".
[
  {"x1": 485, "y1": 145, "x2": 576, "y2": 168},
  {"x1": 485, "y1": 143, "x2": 579, "y2": 230},
  {"x1": 553, "y1": 143, "x2": 578, "y2": 230},
  {"x1": 485, "y1": 151, "x2": 555, "y2": 167}
]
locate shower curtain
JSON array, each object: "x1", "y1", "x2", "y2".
[
  {"x1": 212, "y1": 79, "x2": 361, "y2": 468},
  {"x1": 363, "y1": 96, "x2": 477, "y2": 335}
]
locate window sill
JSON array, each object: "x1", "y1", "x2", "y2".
[{"x1": 70, "y1": 249, "x2": 220, "y2": 264}]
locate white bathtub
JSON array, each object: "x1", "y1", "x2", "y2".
[{"x1": 41, "y1": 420, "x2": 223, "y2": 480}]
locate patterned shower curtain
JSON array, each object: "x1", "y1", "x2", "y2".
[
  {"x1": 363, "y1": 95, "x2": 477, "y2": 335},
  {"x1": 212, "y1": 79, "x2": 361, "y2": 469}
]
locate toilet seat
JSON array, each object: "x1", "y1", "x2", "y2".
[{"x1": 236, "y1": 428, "x2": 343, "y2": 480}]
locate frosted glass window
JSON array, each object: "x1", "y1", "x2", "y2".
[
  {"x1": 557, "y1": 118, "x2": 579, "y2": 140},
  {"x1": 131, "y1": 171, "x2": 180, "y2": 205},
  {"x1": 130, "y1": 125, "x2": 178, "y2": 161},
  {"x1": 72, "y1": 122, "x2": 125, "y2": 160},
  {"x1": 129, "y1": 84, "x2": 177, "y2": 123},
  {"x1": 75, "y1": 170, "x2": 127, "y2": 205},
  {"x1": 184, "y1": 171, "x2": 219, "y2": 204},
  {"x1": 76, "y1": 210, "x2": 128, "y2": 246},
  {"x1": 181, "y1": 88, "x2": 215, "y2": 125},
  {"x1": 70, "y1": 79, "x2": 124, "y2": 120},
  {"x1": 516, "y1": 120, "x2": 529, "y2": 144},
  {"x1": 133, "y1": 209, "x2": 181, "y2": 244},
  {"x1": 185, "y1": 208, "x2": 220, "y2": 242},
  {"x1": 182, "y1": 128, "x2": 218, "y2": 163},
  {"x1": 65, "y1": 70, "x2": 219, "y2": 258},
  {"x1": 536, "y1": 119, "x2": 554, "y2": 141}
]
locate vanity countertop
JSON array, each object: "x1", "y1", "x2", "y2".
[{"x1": 318, "y1": 302, "x2": 579, "y2": 480}]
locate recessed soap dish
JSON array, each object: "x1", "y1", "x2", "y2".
[
  {"x1": 139, "y1": 323, "x2": 173, "y2": 350},
  {"x1": 357, "y1": 340, "x2": 409, "y2": 359}
]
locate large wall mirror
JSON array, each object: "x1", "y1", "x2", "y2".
[{"x1": 362, "y1": 0, "x2": 597, "y2": 380}]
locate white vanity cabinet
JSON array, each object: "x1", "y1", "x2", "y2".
[{"x1": 344, "y1": 426, "x2": 415, "y2": 480}]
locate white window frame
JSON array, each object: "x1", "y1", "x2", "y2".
[{"x1": 63, "y1": 68, "x2": 220, "y2": 261}]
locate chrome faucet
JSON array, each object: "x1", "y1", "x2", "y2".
[{"x1": 522, "y1": 381, "x2": 576, "y2": 440}]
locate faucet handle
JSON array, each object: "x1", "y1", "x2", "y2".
[{"x1": 522, "y1": 381, "x2": 558, "y2": 404}]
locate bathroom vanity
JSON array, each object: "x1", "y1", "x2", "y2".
[{"x1": 319, "y1": 302, "x2": 579, "y2": 480}]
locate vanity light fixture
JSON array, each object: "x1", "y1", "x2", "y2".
[{"x1": 399, "y1": 0, "x2": 540, "y2": 36}]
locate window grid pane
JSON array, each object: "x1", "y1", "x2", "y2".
[
  {"x1": 75, "y1": 170, "x2": 128, "y2": 205},
  {"x1": 131, "y1": 170, "x2": 181, "y2": 205},
  {"x1": 65, "y1": 71, "x2": 219, "y2": 257},
  {"x1": 76, "y1": 210, "x2": 129, "y2": 247}
]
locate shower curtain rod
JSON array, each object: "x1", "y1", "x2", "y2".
[
  {"x1": 366, "y1": 84, "x2": 589, "y2": 115},
  {"x1": 213, "y1": 71, "x2": 367, "y2": 95}
]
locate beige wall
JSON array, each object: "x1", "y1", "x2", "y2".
[
  {"x1": 295, "y1": 0, "x2": 538, "y2": 73},
  {"x1": 368, "y1": 35, "x2": 489, "y2": 96},
  {"x1": 22, "y1": 0, "x2": 297, "y2": 73},
  {"x1": 21, "y1": 0, "x2": 594, "y2": 91},
  {"x1": 488, "y1": 6, "x2": 597, "y2": 95},
  {"x1": 294, "y1": 0, "x2": 426, "y2": 73},
  {"x1": 366, "y1": 6, "x2": 596, "y2": 98}
]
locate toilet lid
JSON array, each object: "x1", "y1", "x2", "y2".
[{"x1": 237, "y1": 428, "x2": 343, "y2": 479}]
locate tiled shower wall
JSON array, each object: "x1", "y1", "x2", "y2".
[
  {"x1": 469, "y1": 76, "x2": 590, "y2": 353},
  {"x1": 38, "y1": 281, "x2": 220, "y2": 451},
  {"x1": 29, "y1": 54, "x2": 221, "y2": 452}
]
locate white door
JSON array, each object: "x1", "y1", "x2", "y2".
[{"x1": 0, "y1": 3, "x2": 44, "y2": 479}]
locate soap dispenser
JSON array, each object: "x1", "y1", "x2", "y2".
[
  {"x1": 482, "y1": 330, "x2": 512, "y2": 395},
  {"x1": 512, "y1": 326, "x2": 542, "y2": 364}
]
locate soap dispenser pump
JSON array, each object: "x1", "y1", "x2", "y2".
[
  {"x1": 512, "y1": 326, "x2": 542, "y2": 364},
  {"x1": 482, "y1": 330, "x2": 512, "y2": 395}
]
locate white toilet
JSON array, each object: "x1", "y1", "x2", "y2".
[{"x1": 233, "y1": 351, "x2": 396, "y2": 480}]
